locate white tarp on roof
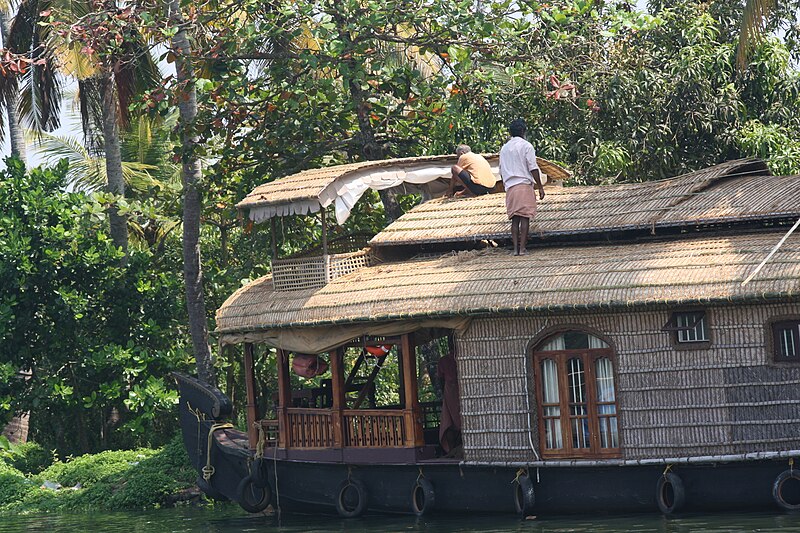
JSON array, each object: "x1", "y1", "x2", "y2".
[{"x1": 248, "y1": 161, "x2": 503, "y2": 225}]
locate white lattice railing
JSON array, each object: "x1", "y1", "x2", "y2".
[{"x1": 271, "y1": 249, "x2": 372, "y2": 292}]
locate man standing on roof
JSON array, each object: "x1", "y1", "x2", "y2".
[
  {"x1": 446, "y1": 144, "x2": 496, "y2": 198},
  {"x1": 499, "y1": 119, "x2": 545, "y2": 256}
]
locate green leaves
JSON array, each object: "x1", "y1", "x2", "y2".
[{"x1": 0, "y1": 160, "x2": 191, "y2": 456}]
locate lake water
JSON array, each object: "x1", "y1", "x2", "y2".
[{"x1": 2, "y1": 507, "x2": 800, "y2": 533}]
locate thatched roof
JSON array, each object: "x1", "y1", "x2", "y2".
[
  {"x1": 217, "y1": 230, "x2": 800, "y2": 335},
  {"x1": 236, "y1": 154, "x2": 572, "y2": 224},
  {"x1": 370, "y1": 159, "x2": 786, "y2": 247}
]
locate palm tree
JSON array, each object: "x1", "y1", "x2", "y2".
[
  {"x1": 8, "y1": 0, "x2": 161, "y2": 257},
  {"x1": 0, "y1": 9, "x2": 27, "y2": 162},
  {"x1": 166, "y1": 0, "x2": 215, "y2": 384}
]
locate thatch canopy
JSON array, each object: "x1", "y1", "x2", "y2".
[
  {"x1": 236, "y1": 154, "x2": 572, "y2": 224},
  {"x1": 370, "y1": 159, "x2": 787, "y2": 247},
  {"x1": 217, "y1": 230, "x2": 800, "y2": 344}
]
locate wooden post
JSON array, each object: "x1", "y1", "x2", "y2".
[
  {"x1": 270, "y1": 218, "x2": 278, "y2": 260},
  {"x1": 329, "y1": 347, "x2": 346, "y2": 448},
  {"x1": 400, "y1": 333, "x2": 424, "y2": 447},
  {"x1": 321, "y1": 208, "x2": 330, "y2": 283},
  {"x1": 276, "y1": 348, "x2": 291, "y2": 448},
  {"x1": 243, "y1": 343, "x2": 259, "y2": 450}
]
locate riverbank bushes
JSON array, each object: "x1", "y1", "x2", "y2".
[{"x1": 0, "y1": 435, "x2": 198, "y2": 514}]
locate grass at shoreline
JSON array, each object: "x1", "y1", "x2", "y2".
[{"x1": 0, "y1": 435, "x2": 199, "y2": 515}]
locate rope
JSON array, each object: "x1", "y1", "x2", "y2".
[
  {"x1": 662, "y1": 464, "x2": 673, "y2": 477},
  {"x1": 202, "y1": 423, "x2": 234, "y2": 482},
  {"x1": 273, "y1": 439, "x2": 281, "y2": 520},
  {"x1": 187, "y1": 401, "x2": 205, "y2": 461},
  {"x1": 790, "y1": 457, "x2": 794, "y2": 473},
  {"x1": 255, "y1": 422, "x2": 266, "y2": 459},
  {"x1": 512, "y1": 467, "x2": 528, "y2": 484},
  {"x1": 416, "y1": 467, "x2": 425, "y2": 485}
]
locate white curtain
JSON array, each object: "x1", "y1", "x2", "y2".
[
  {"x1": 595, "y1": 357, "x2": 618, "y2": 448},
  {"x1": 540, "y1": 334, "x2": 566, "y2": 351},
  {"x1": 588, "y1": 334, "x2": 608, "y2": 349},
  {"x1": 540, "y1": 359, "x2": 562, "y2": 449}
]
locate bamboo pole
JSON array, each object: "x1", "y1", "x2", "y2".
[
  {"x1": 742, "y1": 217, "x2": 800, "y2": 285},
  {"x1": 270, "y1": 218, "x2": 278, "y2": 260},
  {"x1": 321, "y1": 208, "x2": 330, "y2": 283},
  {"x1": 243, "y1": 343, "x2": 259, "y2": 449}
]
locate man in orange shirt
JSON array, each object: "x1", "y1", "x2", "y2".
[{"x1": 446, "y1": 144, "x2": 496, "y2": 197}]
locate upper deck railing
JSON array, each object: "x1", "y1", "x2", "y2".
[{"x1": 271, "y1": 249, "x2": 372, "y2": 291}]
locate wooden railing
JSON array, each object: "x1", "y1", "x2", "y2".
[
  {"x1": 343, "y1": 409, "x2": 406, "y2": 448},
  {"x1": 286, "y1": 408, "x2": 335, "y2": 448},
  {"x1": 261, "y1": 402, "x2": 441, "y2": 450}
]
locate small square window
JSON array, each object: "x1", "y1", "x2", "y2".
[
  {"x1": 663, "y1": 310, "x2": 710, "y2": 347},
  {"x1": 773, "y1": 321, "x2": 800, "y2": 362},
  {"x1": 676, "y1": 312, "x2": 709, "y2": 343}
]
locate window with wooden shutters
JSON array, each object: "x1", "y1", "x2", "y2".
[{"x1": 535, "y1": 332, "x2": 620, "y2": 458}]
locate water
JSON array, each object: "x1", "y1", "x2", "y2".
[{"x1": 2, "y1": 507, "x2": 800, "y2": 533}]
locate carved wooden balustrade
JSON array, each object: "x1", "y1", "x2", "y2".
[
  {"x1": 343, "y1": 410, "x2": 406, "y2": 448},
  {"x1": 286, "y1": 409, "x2": 335, "y2": 448}
]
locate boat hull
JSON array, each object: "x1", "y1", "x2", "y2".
[{"x1": 173, "y1": 373, "x2": 798, "y2": 516}]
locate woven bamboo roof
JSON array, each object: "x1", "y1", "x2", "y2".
[
  {"x1": 217, "y1": 230, "x2": 800, "y2": 334},
  {"x1": 236, "y1": 154, "x2": 572, "y2": 223},
  {"x1": 370, "y1": 159, "x2": 790, "y2": 247}
]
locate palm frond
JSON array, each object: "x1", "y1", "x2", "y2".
[
  {"x1": 29, "y1": 131, "x2": 106, "y2": 190},
  {"x1": 114, "y1": 35, "x2": 161, "y2": 127},
  {"x1": 78, "y1": 77, "x2": 104, "y2": 154},
  {"x1": 737, "y1": 0, "x2": 777, "y2": 70},
  {"x1": 57, "y1": 41, "x2": 99, "y2": 80},
  {"x1": 8, "y1": 0, "x2": 62, "y2": 132},
  {"x1": 30, "y1": 131, "x2": 160, "y2": 192}
]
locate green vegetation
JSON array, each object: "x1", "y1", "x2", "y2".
[
  {"x1": 1, "y1": 0, "x2": 800, "y2": 516},
  {"x1": 0, "y1": 435, "x2": 197, "y2": 514}
]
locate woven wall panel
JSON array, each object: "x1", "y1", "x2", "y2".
[{"x1": 456, "y1": 302, "x2": 800, "y2": 463}]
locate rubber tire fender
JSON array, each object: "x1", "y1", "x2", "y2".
[
  {"x1": 335, "y1": 479, "x2": 369, "y2": 518},
  {"x1": 250, "y1": 457, "x2": 269, "y2": 488},
  {"x1": 411, "y1": 478, "x2": 435, "y2": 516},
  {"x1": 656, "y1": 472, "x2": 686, "y2": 515},
  {"x1": 196, "y1": 475, "x2": 228, "y2": 502},
  {"x1": 773, "y1": 469, "x2": 800, "y2": 511},
  {"x1": 237, "y1": 474, "x2": 272, "y2": 513},
  {"x1": 514, "y1": 474, "x2": 535, "y2": 516}
]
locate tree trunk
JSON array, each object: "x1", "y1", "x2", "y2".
[
  {"x1": 0, "y1": 11, "x2": 27, "y2": 164},
  {"x1": 168, "y1": 0, "x2": 215, "y2": 385},
  {"x1": 100, "y1": 71, "x2": 128, "y2": 257}
]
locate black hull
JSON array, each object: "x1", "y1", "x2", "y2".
[{"x1": 173, "y1": 373, "x2": 798, "y2": 516}]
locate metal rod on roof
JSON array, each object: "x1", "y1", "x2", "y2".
[{"x1": 741, "y1": 217, "x2": 800, "y2": 286}]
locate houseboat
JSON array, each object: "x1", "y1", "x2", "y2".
[{"x1": 174, "y1": 155, "x2": 800, "y2": 517}]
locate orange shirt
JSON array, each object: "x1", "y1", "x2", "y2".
[{"x1": 458, "y1": 152, "x2": 496, "y2": 188}]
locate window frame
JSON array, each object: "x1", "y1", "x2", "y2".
[
  {"x1": 770, "y1": 318, "x2": 800, "y2": 363},
  {"x1": 533, "y1": 342, "x2": 621, "y2": 459},
  {"x1": 664, "y1": 309, "x2": 712, "y2": 349}
]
